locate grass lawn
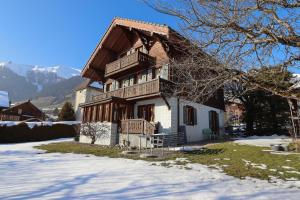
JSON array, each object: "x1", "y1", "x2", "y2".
[{"x1": 36, "y1": 141, "x2": 300, "y2": 182}]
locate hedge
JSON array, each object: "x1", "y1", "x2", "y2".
[{"x1": 0, "y1": 123, "x2": 79, "y2": 143}]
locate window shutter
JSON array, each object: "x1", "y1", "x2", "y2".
[
  {"x1": 193, "y1": 107, "x2": 197, "y2": 125},
  {"x1": 216, "y1": 112, "x2": 220, "y2": 132},
  {"x1": 183, "y1": 106, "x2": 187, "y2": 124},
  {"x1": 209, "y1": 111, "x2": 213, "y2": 129}
]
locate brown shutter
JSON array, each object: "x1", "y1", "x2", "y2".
[
  {"x1": 183, "y1": 106, "x2": 187, "y2": 124},
  {"x1": 216, "y1": 112, "x2": 220, "y2": 133},
  {"x1": 193, "y1": 107, "x2": 197, "y2": 125},
  {"x1": 209, "y1": 111, "x2": 213, "y2": 130}
]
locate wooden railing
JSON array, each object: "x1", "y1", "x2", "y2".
[
  {"x1": 105, "y1": 51, "x2": 155, "y2": 77},
  {"x1": 92, "y1": 78, "x2": 169, "y2": 101},
  {"x1": 120, "y1": 119, "x2": 155, "y2": 135}
]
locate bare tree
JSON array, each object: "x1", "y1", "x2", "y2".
[
  {"x1": 147, "y1": 0, "x2": 299, "y2": 97},
  {"x1": 146, "y1": 0, "x2": 300, "y2": 138},
  {"x1": 80, "y1": 123, "x2": 110, "y2": 144}
]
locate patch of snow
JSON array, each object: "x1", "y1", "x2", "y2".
[
  {"x1": 286, "y1": 171, "x2": 300, "y2": 175},
  {"x1": 242, "y1": 159, "x2": 268, "y2": 170},
  {"x1": 0, "y1": 140, "x2": 300, "y2": 199},
  {"x1": 252, "y1": 163, "x2": 267, "y2": 170},
  {"x1": 234, "y1": 134, "x2": 292, "y2": 147},
  {"x1": 282, "y1": 166, "x2": 295, "y2": 170},
  {"x1": 170, "y1": 146, "x2": 204, "y2": 152}
]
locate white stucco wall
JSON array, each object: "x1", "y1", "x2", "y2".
[
  {"x1": 74, "y1": 88, "x2": 103, "y2": 121},
  {"x1": 133, "y1": 97, "x2": 224, "y2": 143},
  {"x1": 79, "y1": 122, "x2": 118, "y2": 146},
  {"x1": 178, "y1": 99, "x2": 225, "y2": 143},
  {"x1": 134, "y1": 97, "x2": 174, "y2": 133}
]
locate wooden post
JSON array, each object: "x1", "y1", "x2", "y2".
[{"x1": 127, "y1": 120, "x2": 129, "y2": 148}]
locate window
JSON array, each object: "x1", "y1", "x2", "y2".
[
  {"x1": 18, "y1": 109, "x2": 22, "y2": 115},
  {"x1": 159, "y1": 64, "x2": 169, "y2": 80},
  {"x1": 209, "y1": 110, "x2": 219, "y2": 134},
  {"x1": 183, "y1": 105, "x2": 197, "y2": 125},
  {"x1": 138, "y1": 104, "x2": 155, "y2": 122},
  {"x1": 138, "y1": 69, "x2": 155, "y2": 84},
  {"x1": 121, "y1": 75, "x2": 135, "y2": 88},
  {"x1": 106, "y1": 83, "x2": 111, "y2": 92}
]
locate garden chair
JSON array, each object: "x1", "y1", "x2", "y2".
[{"x1": 202, "y1": 128, "x2": 217, "y2": 140}]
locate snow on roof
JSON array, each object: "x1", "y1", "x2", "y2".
[{"x1": 0, "y1": 91, "x2": 9, "y2": 108}]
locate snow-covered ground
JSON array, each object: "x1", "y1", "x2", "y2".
[
  {"x1": 0, "y1": 140, "x2": 300, "y2": 200},
  {"x1": 234, "y1": 134, "x2": 292, "y2": 147}
]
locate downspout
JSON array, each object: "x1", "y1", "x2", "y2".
[{"x1": 177, "y1": 97, "x2": 180, "y2": 133}]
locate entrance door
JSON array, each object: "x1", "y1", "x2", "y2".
[{"x1": 137, "y1": 104, "x2": 155, "y2": 122}]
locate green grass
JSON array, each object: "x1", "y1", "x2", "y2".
[
  {"x1": 36, "y1": 141, "x2": 300, "y2": 181},
  {"x1": 180, "y1": 142, "x2": 300, "y2": 181},
  {"x1": 35, "y1": 141, "x2": 175, "y2": 161}
]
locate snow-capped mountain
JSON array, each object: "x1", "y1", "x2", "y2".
[
  {"x1": 0, "y1": 61, "x2": 81, "y2": 92},
  {"x1": 0, "y1": 61, "x2": 80, "y2": 79},
  {"x1": 0, "y1": 61, "x2": 83, "y2": 104}
]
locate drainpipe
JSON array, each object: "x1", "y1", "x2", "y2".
[{"x1": 177, "y1": 97, "x2": 180, "y2": 133}]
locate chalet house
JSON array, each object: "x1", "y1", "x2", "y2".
[
  {"x1": 0, "y1": 100, "x2": 45, "y2": 121},
  {"x1": 79, "y1": 18, "x2": 225, "y2": 146},
  {"x1": 0, "y1": 91, "x2": 10, "y2": 112},
  {"x1": 74, "y1": 78, "x2": 103, "y2": 121}
]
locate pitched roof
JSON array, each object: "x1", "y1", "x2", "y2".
[
  {"x1": 75, "y1": 78, "x2": 103, "y2": 91},
  {"x1": 1, "y1": 100, "x2": 44, "y2": 116},
  {"x1": 75, "y1": 78, "x2": 92, "y2": 91},
  {"x1": 81, "y1": 17, "x2": 181, "y2": 80},
  {"x1": 0, "y1": 91, "x2": 9, "y2": 108}
]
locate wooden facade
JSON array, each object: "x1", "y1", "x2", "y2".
[
  {"x1": 0, "y1": 101, "x2": 46, "y2": 121},
  {"x1": 79, "y1": 18, "x2": 225, "y2": 135}
]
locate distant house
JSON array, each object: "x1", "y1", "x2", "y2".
[
  {"x1": 0, "y1": 100, "x2": 46, "y2": 121},
  {"x1": 0, "y1": 91, "x2": 10, "y2": 112},
  {"x1": 225, "y1": 100, "x2": 245, "y2": 126},
  {"x1": 74, "y1": 79, "x2": 103, "y2": 121}
]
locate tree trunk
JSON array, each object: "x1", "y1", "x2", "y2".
[
  {"x1": 91, "y1": 136, "x2": 96, "y2": 144},
  {"x1": 245, "y1": 105, "x2": 254, "y2": 136}
]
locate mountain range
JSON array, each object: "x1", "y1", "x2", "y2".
[{"x1": 0, "y1": 61, "x2": 84, "y2": 108}]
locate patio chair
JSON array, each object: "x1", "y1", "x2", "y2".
[{"x1": 202, "y1": 128, "x2": 217, "y2": 140}]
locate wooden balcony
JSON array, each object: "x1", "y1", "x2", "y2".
[
  {"x1": 105, "y1": 51, "x2": 155, "y2": 77},
  {"x1": 120, "y1": 119, "x2": 155, "y2": 135},
  {"x1": 92, "y1": 78, "x2": 170, "y2": 101}
]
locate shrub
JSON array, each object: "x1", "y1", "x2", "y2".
[
  {"x1": 58, "y1": 102, "x2": 76, "y2": 121},
  {"x1": 0, "y1": 123, "x2": 77, "y2": 143},
  {"x1": 288, "y1": 140, "x2": 300, "y2": 152}
]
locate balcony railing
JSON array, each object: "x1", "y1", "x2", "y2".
[
  {"x1": 120, "y1": 119, "x2": 156, "y2": 135},
  {"x1": 92, "y1": 78, "x2": 169, "y2": 101},
  {"x1": 105, "y1": 51, "x2": 155, "y2": 77}
]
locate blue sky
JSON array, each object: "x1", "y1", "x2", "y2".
[{"x1": 0, "y1": 0, "x2": 179, "y2": 69}]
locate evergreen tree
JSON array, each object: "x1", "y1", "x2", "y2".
[
  {"x1": 58, "y1": 102, "x2": 76, "y2": 121},
  {"x1": 53, "y1": 107, "x2": 60, "y2": 116},
  {"x1": 238, "y1": 68, "x2": 292, "y2": 135}
]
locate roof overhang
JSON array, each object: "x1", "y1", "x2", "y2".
[{"x1": 81, "y1": 18, "x2": 172, "y2": 81}]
